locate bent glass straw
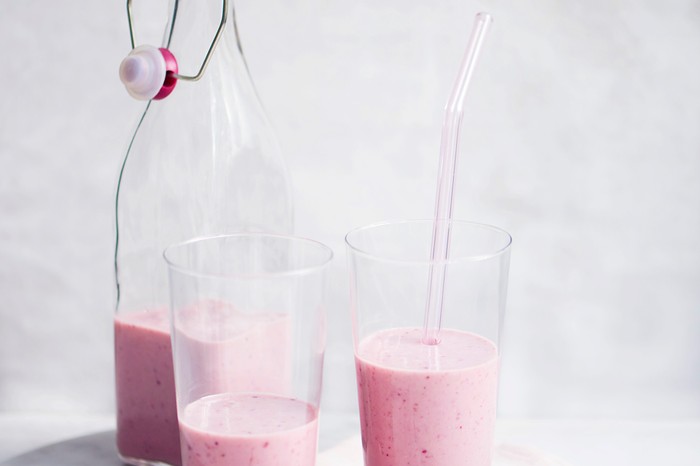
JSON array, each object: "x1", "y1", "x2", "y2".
[{"x1": 423, "y1": 12, "x2": 493, "y2": 345}]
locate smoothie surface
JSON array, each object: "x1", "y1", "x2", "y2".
[{"x1": 356, "y1": 327, "x2": 497, "y2": 371}]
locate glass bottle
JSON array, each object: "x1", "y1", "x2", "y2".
[{"x1": 113, "y1": 1, "x2": 293, "y2": 464}]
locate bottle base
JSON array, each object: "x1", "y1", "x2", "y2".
[{"x1": 118, "y1": 453, "x2": 176, "y2": 466}]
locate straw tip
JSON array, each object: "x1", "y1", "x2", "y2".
[
  {"x1": 475, "y1": 12, "x2": 494, "y2": 23},
  {"x1": 421, "y1": 336, "x2": 441, "y2": 346}
]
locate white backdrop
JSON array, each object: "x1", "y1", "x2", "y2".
[{"x1": 0, "y1": 0, "x2": 698, "y2": 421}]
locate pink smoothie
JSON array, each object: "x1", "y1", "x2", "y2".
[
  {"x1": 179, "y1": 393, "x2": 319, "y2": 466},
  {"x1": 115, "y1": 308, "x2": 181, "y2": 466},
  {"x1": 355, "y1": 327, "x2": 499, "y2": 466}
]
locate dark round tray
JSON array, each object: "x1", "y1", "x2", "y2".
[{"x1": 1, "y1": 431, "x2": 123, "y2": 466}]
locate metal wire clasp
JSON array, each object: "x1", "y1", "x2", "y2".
[{"x1": 125, "y1": 0, "x2": 228, "y2": 86}]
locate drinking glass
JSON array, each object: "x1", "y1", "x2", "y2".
[
  {"x1": 346, "y1": 220, "x2": 511, "y2": 466},
  {"x1": 164, "y1": 234, "x2": 333, "y2": 466}
]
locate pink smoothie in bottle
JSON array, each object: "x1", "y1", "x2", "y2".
[
  {"x1": 355, "y1": 327, "x2": 498, "y2": 466},
  {"x1": 115, "y1": 304, "x2": 291, "y2": 466},
  {"x1": 179, "y1": 393, "x2": 319, "y2": 466},
  {"x1": 115, "y1": 308, "x2": 181, "y2": 466}
]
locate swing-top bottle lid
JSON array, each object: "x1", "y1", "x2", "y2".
[{"x1": 119, "y1": 0, "x2": 229, "y2": 101}]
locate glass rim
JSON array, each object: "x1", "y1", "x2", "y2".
[
  {"x1": 163, "y1": 233, "x2": 334, "y2": 280},
  {"x1": 345, "y1": 219, "x2": 512, "y2": 265}
]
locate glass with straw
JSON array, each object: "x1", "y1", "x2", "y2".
[{"x1": 346, "y1": 13, "x2": 512, "y2": 466}]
